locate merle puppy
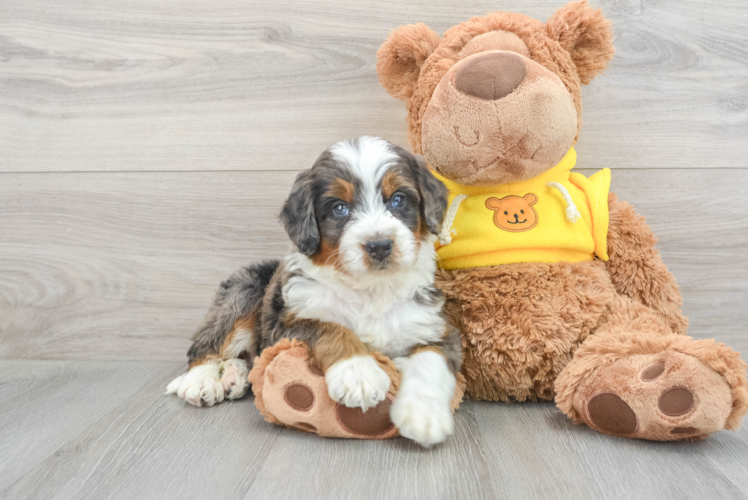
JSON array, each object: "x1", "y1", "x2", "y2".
[{"x1": 167, "y1": 137, "x2": 461, "y2": 447}]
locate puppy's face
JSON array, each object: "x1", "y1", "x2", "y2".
[{"x1": 281, "y1": 137, "x2": 448, "y2": 276}]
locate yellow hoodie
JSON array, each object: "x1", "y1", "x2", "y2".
[{"x1": 433, "y1": 148, "x2": 610, "y2": 270}]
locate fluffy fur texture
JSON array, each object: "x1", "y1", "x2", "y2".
[
  {"x1": 391, "y1": 350, "x2": 457, "y2": 446},
  {"x1": 325, "y1": 355, "x2": 392, "y2": 411},
  {"x1": 165, "y1": 359, "x2": 248, "y2": 406},
  {"x1": 605, "y1": 193, "x2": 688, "y2": 336},
  {"x1": 546, "y1": 0, "x2": 615, "y2": 85},
  {"x1": 377, "y1": 1, "x2": 748, "y2": 440},
  {"x1": 167, "y1": 137, "x2": 462, "y2": 447},
  {"x1": 377, "y1": 23, "x2": 441, "y2": 101}
]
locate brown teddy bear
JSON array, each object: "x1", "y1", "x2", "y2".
[{"x1": 376, "y1": 0, "x2": 748, "y2": 440}]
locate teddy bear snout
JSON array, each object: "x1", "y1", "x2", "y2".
[{"x1": 454, "y1": 51, "x2": 526, "y2": 101}]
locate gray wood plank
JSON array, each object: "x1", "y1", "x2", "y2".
[
  {"x1": 0, "y1": 170, "x2": 295, "y2": 361},
  {"x1": 0, "y1": 0, "x2": 746, "y2": 497},
  {"x1": 0, "y1": 360, "x2": 177, "y2": 487},
  {"x1": 469, "y1": 401, "x2": 748, "y2": 500},
  {"x1": 1, "y1": 361, "x2": 282, "y2": 500},
  {"x1": 242, "y1": 412, "x2": 497, "y2": 500},
  {"x1": 1, "y1": 0, "x2": 746, "y2": 173},
  {"x1": 2, "y1": 360, "x2": 747, "y2": 500},
  {"x1": 1, "y1": 168, "x2": 747, "y2": 361}
]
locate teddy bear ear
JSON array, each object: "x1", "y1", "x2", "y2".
[
  {"x1": 546, "y1": 0, "x2": 615, "y2": 85},
  {"x1": 485, "y1": 198, "x2": 502, "y2": 210},
  {"x1": 376, "y1": 23, "x2": 441, "y2": 101}
]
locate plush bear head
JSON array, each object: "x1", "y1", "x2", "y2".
[{"x1": 377, "y1": 0, "x2": 614, "y2": 186}]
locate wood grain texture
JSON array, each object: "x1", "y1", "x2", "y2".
[
  {"x1": 1, "y1": 169, "x2": 747, "y2": 361},
  {"x1": 0, "y1": 360, "x2": 178, "y2": 487},
  {"x1": 1, "y1": 0, "x2": 746, "y2": 172},
  {"x1": 1, "y1": 0, "x2": 747, "y2": 497},
  {"x1": 0, "y1": 170, "x2": 293, "y2": 360},
  {"x1": 1, "y1": 360, "x2": 747, "y2": 500}
]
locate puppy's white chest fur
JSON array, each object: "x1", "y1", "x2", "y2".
[{"x1": 283, "y1": 250, "x2": 445, "y2": 358}]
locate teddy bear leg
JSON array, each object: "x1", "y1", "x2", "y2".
[
  {"x1": 249, "y1": 340, "x2": 402, "y2": 439},
  {"x1": 555, "y1": 296, "x2": 748, "y2": 440}
]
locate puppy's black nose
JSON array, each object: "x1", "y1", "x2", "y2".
[{"x1": 365, "y1": 239, "x2": 393, "y2": 261}]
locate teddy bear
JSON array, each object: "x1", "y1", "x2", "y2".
[{"x1": 375, "y1": 0, "x2": 748, "y2": 440}]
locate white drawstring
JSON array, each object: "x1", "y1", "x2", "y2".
[
  {"x1": 438, "y1": 194, "x2": 468, "y2": 245},
  {"x1": 546, "y1": 182, "x2": 581, "y2": 223}
]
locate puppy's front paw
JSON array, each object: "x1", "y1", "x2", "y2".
[
  {"x1": 391, "y1": 393, "x2": 454, "y2": 448},
  {"x1": 166, "y1": 363, "x2": 224, "y2": 407},
  {"x1": 325, "y1": 355, "x2": 391, "y2": 411},
  {"x1": 220, "y1": 358, "x2": 249, "y2": 400}
]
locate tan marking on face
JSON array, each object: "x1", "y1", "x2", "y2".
[
  {"x1": 382, "y1": 167, "x2": 428, "y2": 245},
  {"x1": 312, "y1": 239, "x2": 342, "y2": 269},
  {"x1": 381, "y1": 168, "x2": 411, "y2": 199},
  {"x1": 327, "y1": 178, "x2": 355, "y2": 204}
]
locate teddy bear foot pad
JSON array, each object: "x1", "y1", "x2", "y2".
[
  {"x1": 249, "y1": 340, "x2": 401, "y2": 439},
  {"x1": 573, "y1": 351, "x2": 733, "y2": 440}
]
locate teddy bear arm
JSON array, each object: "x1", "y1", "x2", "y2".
[{"x1": 605, "y1": 193, "x2": 688, "y2": 336}]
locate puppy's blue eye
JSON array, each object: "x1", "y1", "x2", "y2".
[
  {"x1": 333, "y1": 203, "x2": 349, "y2": 218},
  {"x1": 390, "y1": 194, "x2": 406, "y2": 209}
]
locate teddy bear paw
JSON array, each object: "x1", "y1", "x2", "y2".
[
  {"x1": 253, "y1": 345, "x2": 400, "y2": 439},
  {"x1": 325, "y1": 355, "x2": 391, "y2": 411},
  {"x1": 573, "y1": 351, "x2": 733, "y2": 440}
]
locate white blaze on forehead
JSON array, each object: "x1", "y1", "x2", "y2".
[
  {"x1": 329, "y1": 136, "x2": 399, "y2": 216},
  {"x1": 328, "y1": 136, "x2": 417, "y2": 276}
]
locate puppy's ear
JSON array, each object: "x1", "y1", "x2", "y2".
[
  {"x1": 546, "y1": 0, "x2": 615, "y2": 85},
  {"x1": 280, "y1": 170, "x2": 319, "y2": 255},
  {"x1": 377, "y1": 23, "x2": 440, "y2": 101},
  {"x1": 409, "y1": 153, "x2": 448, "y2": 235}
]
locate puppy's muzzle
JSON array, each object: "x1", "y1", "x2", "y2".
[{"x1": 365, "y1": 239, "x2": 393, "y2": 261}]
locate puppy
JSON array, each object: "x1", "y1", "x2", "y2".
[{"x1": 166, "y1": 137, "x2": 461, "y2": 447}]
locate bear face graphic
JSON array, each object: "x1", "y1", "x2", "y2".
[{"x1": 485, "y1": 193, "x2": 538, "y2": 232}]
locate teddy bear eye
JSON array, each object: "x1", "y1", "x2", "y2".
[
  {"x1": 504, "y1": 211, "x2": 508, "y2": 215},
  {"x1": 520, "y1": 210, "x2": 524, "y2": 214}
]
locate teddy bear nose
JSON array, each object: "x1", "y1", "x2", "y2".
[{"x1": 454, "y1": 51, "x2": 527, "y2": 100}]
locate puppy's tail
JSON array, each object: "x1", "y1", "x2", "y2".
[{"x1": 186, "y1": 260, "x2": 280, "y2": 366}]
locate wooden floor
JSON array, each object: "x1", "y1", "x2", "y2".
[{"x1": 1, "y1": 0, "x2": 748, "y2": 498}]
